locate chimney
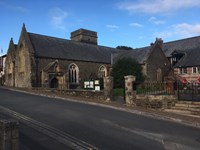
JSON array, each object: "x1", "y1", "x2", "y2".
[
  {"x1": 70, "y1": 28, "x2": 98, "y2": 45},
  {"x1": 155, "y1": 37, "x2": 163, "y2": 45}
]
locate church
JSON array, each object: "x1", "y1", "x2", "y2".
[
  {"x1": 5, "y1": 24, "x2": 123, "y2": 88},
  {"x1": 4, "y1": 24, "x2": 174, "y2": 89}
]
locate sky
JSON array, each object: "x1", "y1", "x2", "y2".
[{"x1": 0, "y1": 0, "x2": 200, "y2": 55}]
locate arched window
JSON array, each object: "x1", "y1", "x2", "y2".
[
  {"x1": 156, "y1": 68, "x2": 162, "y2": 82},
  {"x1": 98, "y1": 65, "x2": 107, "y2": 78},
  {"x1": 68, "y1": 63, "x2": 79, "y2": 84}
]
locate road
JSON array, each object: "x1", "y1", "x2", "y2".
[{"x1": 0, "y1": 87, "x2": 200, "y2": 150}]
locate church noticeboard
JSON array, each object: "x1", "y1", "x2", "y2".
[{"x1": 84, "y1": 79, "x2": 101, "y2": 91}]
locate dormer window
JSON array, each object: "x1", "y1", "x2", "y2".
[{"x1": 170, "y1": 50, "x2": 185, "y2": 66}]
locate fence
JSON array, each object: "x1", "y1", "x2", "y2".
[
  {"x1": 177, "y1": 82, "x2": 200, "y2": 101},
  {"x1": 136, "y1": 81, "x2": 176, "y2": 95}
]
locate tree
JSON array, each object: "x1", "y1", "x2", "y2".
[
  {"x1": 112, "y1": 57, "x2": 144, "y2": 88},
  {"x1": 116, "y1": 46, "x2": 133, "y2": 50}
]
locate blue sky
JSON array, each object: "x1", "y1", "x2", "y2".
[{"x1": 0, "y1": 0, "x2": 200, "y2": 55}]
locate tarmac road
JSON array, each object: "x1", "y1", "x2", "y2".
[{"x1": 0, "y1": 87, "x2": 200, "y2": 150}]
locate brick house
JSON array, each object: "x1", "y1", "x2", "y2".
[
  {"x1": 173, "y1": 48, "x2": 200, "y2": 83},
  {"x1": 162, "y1": 36, "x2": 200, "y2": 83}
]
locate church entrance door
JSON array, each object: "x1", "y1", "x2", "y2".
[{"x1": 50, "y1": 77, "x2": 58, "y2": 88}]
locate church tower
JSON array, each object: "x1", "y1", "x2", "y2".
[{"x1": 70, "y1": 28, "x2": 98, "y2": 45}]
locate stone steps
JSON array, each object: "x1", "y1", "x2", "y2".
[
  {"x1": 164, "y1": 109, "x2": 200, "y2": 118},
  {"x1": 164, "y1": 101, "x2": 200, "y2": 118}
]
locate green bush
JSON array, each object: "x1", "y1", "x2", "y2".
[{"x1": 112, "y1": 57, "x2": 144, "y2": 88}]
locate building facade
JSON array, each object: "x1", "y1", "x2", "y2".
[
  {"x1": 5, "y1": 24, "x2": 118, "y2": 88},
  {"x1": 6, "y1": 24, "x2": 200, "y2": 89},
  {"x1": 0, "y1": 54, "x2": 7, "y2": 85}
]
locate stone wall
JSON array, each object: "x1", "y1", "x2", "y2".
[
  {"x1": 37, "y1": 58, "x2": 110, "y2": 88},
  {"x1": 47, "y1": 89, "x2": 106, "y2": 101},
  {"x1": 4, "y1": 39, "x2": 16, "y2": 87},
  {"x1": 135, "y1": 95, "x2": 177, "y2": 109},
  {"x1": 145, "y1": 40, "x2": 170, "y2": 81},
  {"x1": 0, "y1": 120, "x2": 19, "y2": 150}
]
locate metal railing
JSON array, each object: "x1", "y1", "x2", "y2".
[{"x1": 136, "y1": 81, "x2": 176, "y2": 95}]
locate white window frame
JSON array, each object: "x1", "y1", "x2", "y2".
[
  {"x1": 192, "y1": 67, "x2": 197, "y2": 74},
  {"x1": 180, "y1": 67, "x2": 187, "y2": 74},
  {"x1": 198, "y1": 66, "x2": 200, "y2": 74}
]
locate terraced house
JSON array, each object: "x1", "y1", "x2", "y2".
[{"x1": 4, "y1": 24, "x2": 200, "y2": 89}]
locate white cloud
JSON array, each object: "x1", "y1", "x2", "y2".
[
  {"x1": 106, "y1": 25, "x2": 119, "y2": 31},
  {"x1": 153, "y1": 31, "x2": 173, "y2": 39},
  {"x1": 129, "y1": 22, "x2": 144, "y2": 27},
  {"x1": 117, "y1": 0, "x2": 200, "y2": 14},
  {"x1": 154, "y1": 23, "x2": 200, "y2": 39},
  {"x1": 174, "y1": 23, "x2": 200, "y2": 37},
  {"x1": 50, "y1": 8, "x2": 69, "y2": 30},
  {"x1": 149, "y1": 17, "x2": 165, "y2": 25}
]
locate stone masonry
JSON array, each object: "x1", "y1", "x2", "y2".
[
  {"x1": 124, "y1": 75, "x2": 136, "y2": 105},
  {"x1": 0, "y1": 120, "x2": 19, "y2": 150}
]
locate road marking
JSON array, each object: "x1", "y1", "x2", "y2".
[
  {"x1": 101, "y1": 119, "x2": 200, "y2": 150},
  {"x1": 0, "y1": 106, "x2": 98, "y2": 150}
]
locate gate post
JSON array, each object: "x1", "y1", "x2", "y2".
[
  {"x1": 124, "y1": 75, "x2": 136, "y2": 105},
  {"x1": 0, "y1": 120, "x2": 19, "y2": 150},
  {"x1": 104, "y1": 76, "x2": 113, "y2": 101}
]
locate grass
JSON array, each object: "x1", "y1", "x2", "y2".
[{"x1": 113, "y1": 88, "x2": 124, "y2": 96}]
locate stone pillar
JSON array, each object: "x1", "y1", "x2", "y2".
[
  {"x1": 104, "y1": 76, "x2": 113, "y2": 101},
  {"x1": 0, "y1": 120, "x2": 19, "y2": 150},
  {"x1": 124, "y1": 75, "x2": 136, "y2": 105}
]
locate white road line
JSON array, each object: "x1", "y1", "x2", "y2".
[{"x1": 0, "y1": 106, "x2": 98, "y2": 150}]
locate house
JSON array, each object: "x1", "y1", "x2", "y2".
[
  {"x1": 113, "y1": 38, "x2": 171, "y2": 82},
  {"x1": 173, "y1": 48, "x2": 200, "y2": 83},
  {"x1": 5, "y1": 24, "x2": 124, "y2": 88},
  {"x1": 0, "y1": 54, "x2": 7, "y2": 85},
  {"x1": 162, "y1": 36, "x2": 200, "y2": 83}
]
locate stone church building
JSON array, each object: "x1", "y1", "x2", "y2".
[{"x1": 5, "y1": 24, "x2": 171, "y2": 89}]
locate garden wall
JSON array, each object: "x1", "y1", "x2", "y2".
[{"x1": 135, "y1": 95, "x2": 177, "y2": 109}]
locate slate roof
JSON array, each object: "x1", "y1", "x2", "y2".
[
  {"x1": 163, "y1": 36, "x2": 200, "y2": 57},
  {"x1": 28, "y1": 32, "x2": 122, "y2": 64},
  {"x1": 174, "y1": 48, "x2": 200, "y2": 67},
  {"x1": 112, "y1": 47, "x2": 151, "y2": 64},
  {"x1": 114, "y1": 36, "x2": 200, "y2": 65},
  {"x1": 27, "y1": 30, "x2": 200, "y2": 66}
]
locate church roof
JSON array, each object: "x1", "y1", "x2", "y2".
[{"x1": 28, "y1": 32, "x2": 122, "y2": 64}]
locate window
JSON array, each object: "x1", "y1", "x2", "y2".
[
  {"x1": 18, "y1": 50, "x2": 25, "y2": 72},
  {"x1": 198, "y1": 67, "x2": 200, "y2": 74},
  {"x1": 180, "y1": 67, "x2": 187, "y2": 74},
  {"x1": 68, "y1": 63, "x2": 79, "y2": 84},
  {"x1": 156, "y1": 68, "x2": 162, "y2": 82},
  {"x1": 192, "y1": 67, "x2": 197, "y2": 74},
  {"x1": 98, "y1": 65, "x2": 107, "y2": 78}
]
